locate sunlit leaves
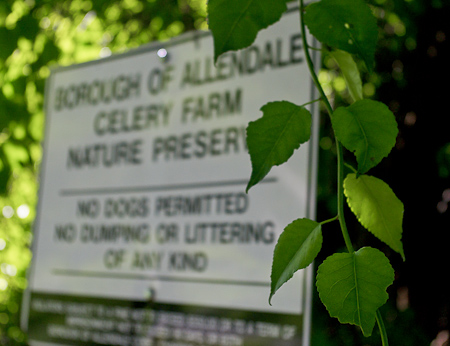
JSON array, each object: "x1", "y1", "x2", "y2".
[
  {"x1": 304, "y1": 0, "x2": 378, "y2": 71},
  {"x1": 332, "y1": 100, "x2": 398, "y2": 174},
  {"x1": 330, "y1": 50, "x2": 363, "y2": 102},
  {"x1": 246, "y1": 101, "x2": 312, "y2": 192},
  {"x1": 344, "y1": 174, "x2": 405, "y2": 260},
  {"x1": 270, "y1": 218, "x2": 322, "y2": 304},
  {"x1": 3, "y1": 142, "x2": 30, "y2": 171},
  {"x1": 0, "y1": 2, "x2": 209, "y2": 344},
  {"x1": 316, "y1": 247, "x2": 394, "y2": 336},
  {"x1": 208, "y1": 0, "x2": 287, "y2": 61}
]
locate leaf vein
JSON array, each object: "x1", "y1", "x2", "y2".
[
  {"x1": 253, "y1": 110, "x2": 302, "y2": 181},
  {"x1": 361, "y1": 179, "x2": 399, "y2": 249},
  {"x1": 352, "y1": 112, "x2": 369, "y2": 171},
  {"x1": 353, "y1": 256, "x2": 362, "y2": 326},
  {"x1": 220, "y1": 0, "x2": 255, "y2": 53}
]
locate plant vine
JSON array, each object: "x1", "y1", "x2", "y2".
[{"x1": 207, "y1": 0, "x2": 405, "y2": 344}]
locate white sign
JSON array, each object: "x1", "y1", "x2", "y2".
[{"x1": 22, "y1": 7, "x2": 319, "y2": 346}]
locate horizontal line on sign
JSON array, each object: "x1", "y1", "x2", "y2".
[
  {"x1": 59, "y1": 177, "x2": 277, "y2": 196},
  {"x1": 52, "y1": 269, "x2": 270, "y2": 287},
  {"x1": 28, "y1": 341, "x2": 69, "y2": 346}
]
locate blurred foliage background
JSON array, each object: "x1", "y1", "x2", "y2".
[{"x1": 0, "y1": 0, "x2": 448, "y2": 345}]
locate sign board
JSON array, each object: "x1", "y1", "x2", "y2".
[{"x1": 22, "y1": 6, "x2": 319, "y2": 346}]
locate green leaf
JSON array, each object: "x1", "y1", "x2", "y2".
[
  {"x1": 270, "y1": 218, "x2": 322, "y2": 304},
  {"x1": 304, "y1": 0, "x2": 378, "y2": 71},
  {"x1": 344, "y1": 174, "x2": 405, "y2": 260},
  {"x1": 207, "y1": 0, "x2": 287, "y2": 61},
  {"x1": 246, "y1": 101, "x2": 312, "y2": 192},
  {"x1": 316, "y1": 247, "x2": 395, "y2": 336},
  {"x1": 0, "y1": 151, "x2": 11, "y2": 195},
  {"x1": 332, "y1": 100, "x2": 398, "y2": 174},
  {"x1": 330, "y1": 50, "x2": 363, "y2": 102}
]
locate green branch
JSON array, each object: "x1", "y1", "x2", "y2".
[
  {"x1": 376, "y1": 310, "x2": 390, "y2": 346},
  {"x1": 300, "y1": 1, "x2": 391, "y2": 341},
  {"x1": 299, "y1": 0, "x2": 353, "y2": 254}
]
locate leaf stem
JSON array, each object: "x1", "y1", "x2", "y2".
[
  {"x1": 299, "y1": 1, "x2": 332, "y2": 115},
  {"x1": 336, "y1": 142, "x2": 354, "y2": 253},
  {"x1": 307, "y1": 45, "x2": 322, "y2": 52},
  {"x1": 299, "y1": 0, "x2": 354, "y2": 254},
  {"x1": 320, "y1": 215, "x2": 339, "y2": 226},
  {"x1": 344, "y1": 162, "x2": 358, "y2": 173},
  {"x1": 376, "y1": 310, "x2": 389, "y2": 346},
  {"x1": 302, "y1": 97, "x2": 322, "y2": 107}
]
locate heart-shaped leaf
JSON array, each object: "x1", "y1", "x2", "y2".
[
  {"x1": 270, "y1": 218, "x2": 322, "y2": 304},
  {"x1": 344, "y1": 173, "x2": 405, "y2": 260},
  {"x1": 332, "y1": 99, "x2": 398, "y2": 174},
  {"x1": 317, "y1": 247, "x2": 394, "y2": 336},
  {"x1": 304, "y1": 0, "x2": 378, "y2": 71},
  {"x1": 208, "y1": 0, "x2": 287, "y2": 61},
  {"x1": 246, "y1": 101, "x2": 312, "y2": 192}
]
